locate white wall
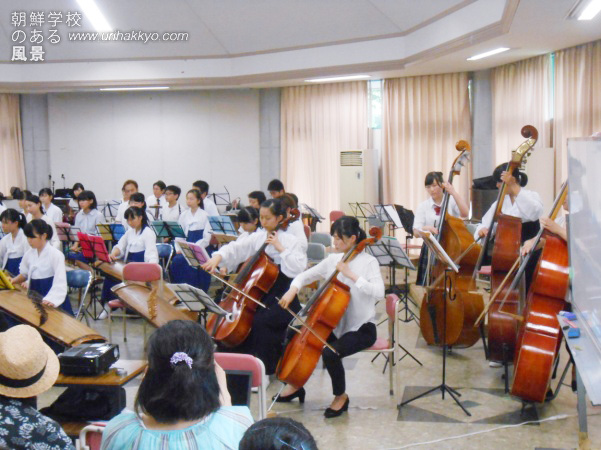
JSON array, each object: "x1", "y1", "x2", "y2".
[{"x1": 48, "y1": 90, "x2": 260, "y2": 204}]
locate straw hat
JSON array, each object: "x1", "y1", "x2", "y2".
[{"x1": 0, "y1": 325, "x2": 59, "y2": 398}]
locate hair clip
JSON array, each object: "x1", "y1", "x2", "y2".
[{"x1": 170, "y1": 351, "x2": 193, "y2": 369}]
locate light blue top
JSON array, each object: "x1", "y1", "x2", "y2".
[{"x1": 100, "y1": 407, "x2": 253, "y2": 450}]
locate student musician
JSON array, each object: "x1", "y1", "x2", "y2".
[
  {"x1": 522, "y1": 194, "x2": 568, "y2": 255},
  {"x1": 169, "y1": 189, "x2": 213, "y2": 291},
  {"x1": 10, "y1": 219, "x2": 73, "y2": 316},
  {"x1": 192, "y1": 180, "x2": 219, "y2": 217},
  {"x1": 101, "y1": 207, "x2": 159, "y2": 305},
  {"x1": 248, "y1": 191, "x2": 266, "y2": 209},
  {"x1": 38, "y1": 188, "x2": 63, "y2": 224},
  {"x1": 162, "y1": 185, "x2": 184, "y2": 222},
  {"x1": 224, "y1": 207, "x2": 262, "y2": 273},
  {"x1": 14, "y1": 189, "x2": 32, "y2": 219},
  {"x1": 201, "y1": 198, "x2": 307, "y2": 377},
  {"x1": 414, "y1": 171, "x2": 469, "y2": 285},
  {"x1": 474, "y1": 163, "x2": 544, "y2": 243},
  {"x1": 121, "y1": 193, "x2": 155, "y2": 233},
  {"x1": 276, "y1": 216, "x2": 384, "y2": 418},
  {"x1": 280, "y1": 194, "x2": 308, "y2": 251},
  {"x1": 267, "y1": 179, "x2": 285, "y2": 199},
  {"x1": 146, "y1": 180, "x2": 166, "y2": 220},
  {"x1": 68, "y1": 182, "x2": 85, "y2": 209},
  {"x1": 0, "y1": 209, "x2": 29, "y2": 276},
  {"x1": 68, "y1": 191, "x2": 104, "y2": 266},
  {"x1": 25, "y1": 196, "x2": 61, "y2": 251},
  {"x1": 115, "y1": 179, "x2": 139, "y2": 223}
]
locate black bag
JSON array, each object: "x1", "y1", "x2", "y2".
[{"x1": 40, "y1": 386, "x2": 126, "y2": 421}]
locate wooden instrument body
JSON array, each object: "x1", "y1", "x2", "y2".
[
  {"x1": 488, "y1": 213, "x2": 522, "y2": 362},
  {"x1": 420, "y1": 215, "x2": 484, "y2": 347},
  {"x1": 511, "y1": 232, "x2": 568, "y2": 402},
  {"x1": 0, "y1": 289, "x2": 106, "y2": 346},
  {"x1": 277, "y1": 278, "x2": 350, "y2": 388},
  {"x1": 206, "y1": 252, "x2": 279, "y2": 347}
]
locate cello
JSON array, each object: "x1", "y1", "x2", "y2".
[
  {"x1": 475, "y1": 125, "x2": 538, "y2": 363},
  {"x1": 276, "y1": 227, "x2": 382, "y2": 389},
  {"x1": 510, "y1": 182, "x2": 569, "y2": 403},
  {"x1": 419, "y1": 141, "x2": 484, "y2": 347},
  {"x1": 206, "y1": 209, "x2": 300, "y2": 348}
]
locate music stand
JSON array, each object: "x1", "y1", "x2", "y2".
[
  {"x1": 178, "y1": 241, "x2": 211, "y2": 268},
  {"x1": 78, "y1": 233, "x2": 112, "y2": 319},
  {"x1": 210, "y1": 188, "x2": 232, "y2": 208},
  {"x1": 55, "y1": 224, "x2": 80, "y2": 253},
  {"x1": 151, "y1": 221, "x2": 186, "y2": 240},
  {"x1": 167, "y1": 283, "x2": 230, "y2": 326},
  {"x1": 399, "y1": 229, "x2": 470, "y2": 416},
  {"x1": 208, "y1": 216, "x2": 237, "y2": 235},
  {"x1": 301, "y1": 204, "x2": 324, "y2": 232},
  {"x1": 100, "y1": 200, "x2": 120, "y2": 221},
  {"x1": 148, "y1": 204, "x2": 162, "y2": 220}
]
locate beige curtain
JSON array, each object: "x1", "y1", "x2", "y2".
[
  {"x1": 554, "y1": 40, "x2": 601, "y2": 188},
  {"x1": 281, "y1": 82, "x2": 368, "y2": 229},
  {"x1": 491, "y1": 54, "x2": 552, "y2": 166},
  {"x1": 0, "y1": 94, "x2": 26, "y2": 195},
  {"x1": 381, "y1": 73, "x2": 471, "y2": 218}
]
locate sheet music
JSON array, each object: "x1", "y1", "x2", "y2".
[
  {"x1": 178, "y1": 240, "x2": 210, "y2": 267},
  {"x1": 208, "y1": 216, "x2": 237, "y2": 236},
  {"x1": 167, "y1": 283, "x2": 230, "y2": 315},
  {"x1": 366, "y1": 236, "x2": 416, "y2": 270},
  {"x1": 383, "y1": 205, "x2": 403, "y2": 228},
  {"x1": 413, "y1": 229, "x2": 458, "y2": 272}
]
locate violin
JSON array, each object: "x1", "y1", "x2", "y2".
[
  {"x1": 206, "y1": 209, "x2": 300, "y2": 348},
  {"x1": 276, "y1": 227, "x2": 382, "y2": 389},
  {"x1": 419, "y1": 141, "x2": 484, "y2": 347},
  {"x1": 511, "y1": 182, "x2": 569, "y2": 402},
  {"x1": 476, "y1": 125, "x2": 538, "y2": 363}
]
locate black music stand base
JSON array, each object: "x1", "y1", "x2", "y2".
[{"x1": 398, "y1": 269, "x2": 471, "y2": 417}]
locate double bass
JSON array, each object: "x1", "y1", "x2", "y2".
[
  {"x1": 276, "y1": 227, "x2": 382, "y2": 389},
  {"x1": 475, "y1": 125, "x2": 538, "y2": 363},
  {"x1": 510, "y1": 182, "x2": 569, "y2": 403},
  {"x1": 206, "y1": 209, "x2": 300, "y2": 348},
  {"x1": 419, "y1": 141, "x2": 484, "y2": 347}
]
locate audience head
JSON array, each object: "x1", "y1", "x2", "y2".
[
  {"x1": 24, "y1": 219, "x2": 53, "y2": 249},
  {"x1": 186, "y1": 189, "x2": 204, "y2": 210},
  {"x1": 239, "y1": 417, "x2": 318, "y2": 450},
  {"x1": 135, "y1": 320, "x2": 220, "y2": 424},
  {"x1": 238, "y1": 206, "x2": 261, "y2": 233},
  {"x1": 267, "y1": 179, "x2": 285, "y2": 198},
  {"x1": 1, "y1": 209, "x2": 27, "y2": 234},
  {"x1": 121, "y1": 180, "x2": 138, "y2": 201},
  {"x1": 0, "y1": 325, "x2": 60, "y2": 399},
  {"x1": 124, "y1": 206, "x2": 148, "y2": 231},
  {"x1": 77, "y1": 190, "x2": 97, "y2": 211},
  {"x1": 72, "y1": 183, "x2": 85, "y2": 199},
  {"x1": 260, "y1": 198, "x2": 287, "y2": 232},
  {"x1": 493, "y1": 162, "x2": 528, "y2": 188},
  {"x1": 330, "y1": 216, "x2": 366, "y2": 252},
  {"x1": 248, "y1": 191, "x2": 266, "y2": 209},
  {"x1": 192, "y1": 180, "x2": 209, "y2": 198},
  {"x1": 165, "y1": 185, "x2": 181, "y2": 204},
  {"x1": 153, "y1": 180, "x2": 166, "y2": 199}
]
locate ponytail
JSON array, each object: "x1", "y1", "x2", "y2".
[
  {"x1": 24, "y1": 219, "x2": 53, "y2": 240},
  {"x1": 0, "y1": 209, "x2": 27, "y2": 229},
  {"x1": 331, "y1": 216, "x2": 366, "y2": 242}
]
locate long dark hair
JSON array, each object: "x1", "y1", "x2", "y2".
[
  {"x1": 24, "y1": 219, "x2": 53, "y2": 241},
  {"x1": 237, "y1": 207, "x2": 261, "y2": 227},
  {"x1": 261, "y1": 198, "x2": 287, "y2": 220},
  {"x1": 124, "y1": 206, "x2": 149, "y2": 231},
  {"x1": 493, "y1": 162, "x2": 528, "y2": 187},
  {"x1": 135, "y1": 320, "x2": 220, "y2": 424},
  {"x1": 424, "y1": 171, "x2": 444, "y2": 186},
  {"x1": 26, "y1": 195, "x2": 43, "y2": 215},
  {"x1": 77, "y1": 190, "x2": 98, "y2": 210},
  {"x1": 0, "y1": 209, "x2": 27, "y2": 229},
  {"x1": 330, "y1": 216, "x2": 366, "y2": 242},
  {"x1": 187, "y1": 189, "x2": 204, "y2": 210}
]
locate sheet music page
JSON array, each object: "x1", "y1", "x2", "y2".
[{"x1": 384, "y1": 205, "x2": 403, "y2": 228}]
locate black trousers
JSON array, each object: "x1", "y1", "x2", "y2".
[
  {"x1": 322, "y1": 322, "x2": 377, "y2": 396},
  {"x1": 218, "y1": 270, "x2": 300, "y2": 375}
]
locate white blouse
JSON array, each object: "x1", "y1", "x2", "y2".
[
  {"x1": 288, "y1": 220, "x2": 308, "y2": 251},
  {"x1": 413, "y1": 196, "x2": 461, "y2": 231},
  {"x1": 291, "y1": 252, "x2": 384, "y2": 337},
  {"x1": 203, "y1": 197, "x2": 220, "y2": 217},
  {"x1": 215, "y1": 228, "x2": 307, "y2": 279},
  {"x1": 115, "y1": 200, "x2": 129, "y2": 223},
  {"x1": 114, "y1": 226, "x2": 159, "y2": 263},
  {"x1": 162, "y1": 203, "x2": 185, "y2": 222},
  {"x1": 474, "y1": 188, "x2": 544, "y2": 238},
  {"x1": 0, "y1": 229, "x2": 30, "y2": 270},
  {"x1": 44, "y1": 203, "x2": 64, "y2": 223},
  {"x1": 19, "y1": 243, "x2": 67, "y2": 307},
  {"x1": 178, "y1": 208, "x2": 213, "y2": 248},
  {"x1": 42, "y1": 215, "x2": 61, "y2": 250},
  {"x1": 74, "y1": 209, "x2": 104, "y2": 235},
  {"x1": 146, "y1": 195, "x2": 165, "y2": 220}
]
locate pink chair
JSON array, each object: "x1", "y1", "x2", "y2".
[
  {"x1": 329, "y1": 210, "x2": 344, "y2": 225},
  {"x1": 361, "y1": 294, "x2": 401, "y2": 400},
  {"x1": 78, "y1": 423, "x2": 105, "y2": 450},
  {"x1": 214, "y1": 352, "x2": 267, "y2": 419},
  {"x1": 109, "y1": 262, "x2": 162, "y2": 342}
]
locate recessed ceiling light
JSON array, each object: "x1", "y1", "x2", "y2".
[
  {"x1": 578, "y1": 0, "x2": 601, "y2": 20},
  {"x1": 305, "y1": 75, "x2": 371, "y2": 83},
  {"x1": 76, "y1": 0, "x2": 113, "y2": 32},
  {"x1": 99, "y1": 87, "x2": 170, "y2": 91},
  {"x1": 467, "y1": 47, "x2": 510, "y2": 61}
]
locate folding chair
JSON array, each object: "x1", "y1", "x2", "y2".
[
  {"x1": 306, "y1": 242, "x2": 327, "y2": 267},
  {"x1": 309, "y1": 232, "x2": 332, "y2": 248},
  {"x1": 77, "y1": 423, "x2": 105, "y2": 450},
  {"x1": 108, "y1": 262, "x2": 162, "y2": 342},
  {"x1": 329, "y1": 210, "x2": 344, "y2": 225},
  {"x1": 66, "y1": 269, "x2": 93, "y2": 325},
  {"x1": 214, "y1": 352, "x2": 267, "y2": 419},
  {"x1": 156, "y1": 243, "x2": 174, "y2": 281}
]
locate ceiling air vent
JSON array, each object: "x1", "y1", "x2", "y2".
[{"x1": 340, "y1": 151, "x2": 363, "y2": 167}]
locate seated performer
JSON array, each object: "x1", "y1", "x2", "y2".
[
  {"x1": 25, "y1": 195, "x2": 61, "y2": 250},
  {"x1": 192, "y1": 180, "x2": 219, "y2": 217},
  {"x1": 38, "y1": 188, "x2": 63, "y2": 224},
  {"x1": 277, "y1": 216, "x2": 384, "y2": 418},
  {"x1": 68, "y1": 182, "x2": 85, "y2": 209},
  {"x1": 146, "y1": 180, "x2": 166, "y2": 220},
  {"x1": 248, "y1": 191, "x2": 266, "y2": 209},
  {"x1": 162, "y1": 185, "x2": 184, "y2": 222},
  {"x1": 0, "y1": 209, "x2": 29, "y2": 276}
]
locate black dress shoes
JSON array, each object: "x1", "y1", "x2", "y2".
[
  {"x1": 273, "y1": 387, "x2": 306, "y2": 403},
  {"x1": 324, "y1": 397, "x2": 349, "y2": 418}
]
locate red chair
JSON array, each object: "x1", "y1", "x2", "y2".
[
  {"x1": 329, "y1": 210, "x2": 344, "y2": 225},
  {"x1": 78, "y1": 423, "x2": 105, "y2": 450},
  {"x1": 214, "y1": 352, "x2": 267, "y2": 419},
  {"x1": 109, "y1": 262, "x2": 162, "y2": 342}
]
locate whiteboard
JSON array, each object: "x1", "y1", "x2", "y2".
[{"x1": 567, "y1": 137, "x2": 601, "y2": 379}]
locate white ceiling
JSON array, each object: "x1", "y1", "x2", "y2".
[{"x1": 0, "y1": 0, "x2": 600, "y2": 92}]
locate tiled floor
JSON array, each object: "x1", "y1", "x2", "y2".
[{"x1": 39, "y1": 273, "x2": 601, "y2": 449}]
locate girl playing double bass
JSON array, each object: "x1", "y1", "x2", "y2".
[
  {"x1": 202, "y1": 198, "x2": 306, "y2": 377},
  {"x1": 277, "y1": 217, "x2": 384, "y2": 418}
]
